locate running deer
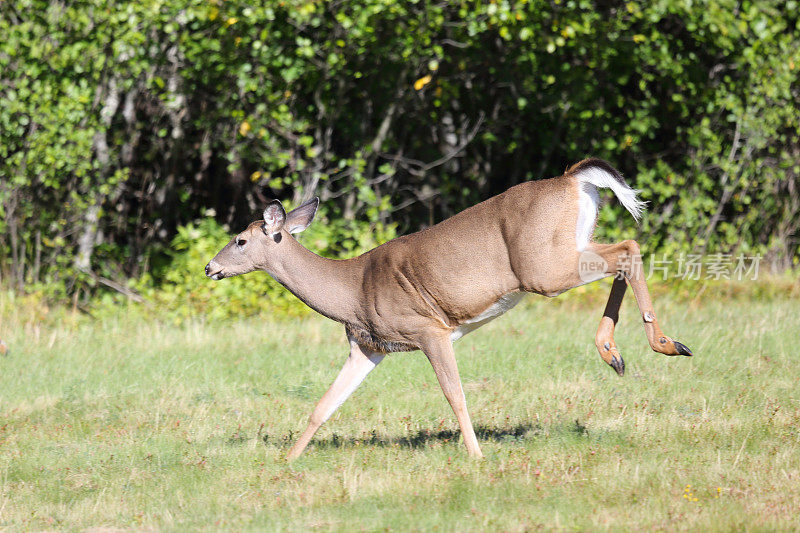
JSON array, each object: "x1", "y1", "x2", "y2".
[{"x1": 205, "y1": 158, "x2": 692, "y2": 459}]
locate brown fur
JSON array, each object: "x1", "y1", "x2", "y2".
[{"x1": 205, "y1": 159, "x2": 692, "y2": 460}]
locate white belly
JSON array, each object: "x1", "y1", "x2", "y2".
[{"x1": 450, "y1": 292, "x2": 525, "y2": 342}]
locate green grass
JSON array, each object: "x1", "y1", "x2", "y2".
[{"x1": 1, "y1": 285, "x2": 799, "y2": 530}]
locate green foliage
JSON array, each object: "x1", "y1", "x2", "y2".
[{"x1": 1, "y1": 0, "x2": 798, "y2": 313}]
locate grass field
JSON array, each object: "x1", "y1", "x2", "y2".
[{"x1": 1, "y1": 284, "x2": 799, "y2": 530}]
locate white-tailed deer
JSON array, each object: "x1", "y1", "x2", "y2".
[{"x1": 205, "y1": 158, "x2": 692, "y2": 459}]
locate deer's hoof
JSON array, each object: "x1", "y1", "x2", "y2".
[
  {"x1": 674, "y1": 341, "x2": 693, "y2": 357},
  {"x1": 609, "y1": 353, "x2": 625, "y2": 376}
]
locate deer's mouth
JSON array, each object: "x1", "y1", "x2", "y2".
[{"x1": 204, "y1": 262, "x2": 226, "y2": 280}]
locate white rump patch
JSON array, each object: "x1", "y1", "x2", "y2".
[
  {"x1": 450, "y1": 292, "x2": 525, "y2": 342},
  {"x1": 576, "y1": 183, "x2": 600, "y2": 251},
  {"x1": 573, "y1": 165, "x2": 646, "y2": 251}
]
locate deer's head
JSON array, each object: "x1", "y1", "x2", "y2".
[{"x1": 205, "y1": 198, "x2": 319, "y2": 280}]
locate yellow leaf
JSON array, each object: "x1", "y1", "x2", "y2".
[
  {"x1": 633, "y1": 34, "x2": 645, "y2": 43},
  {"x1": 250, "y1": 171, "x2": 262, "y2": 182},
  {"x1": 226, "y1": 17, "x2": 238, "y2": 26},
  {"x1": 414, "y1": 75, "x2": 432, "y2": 91},
  {"x1": 239, "y1": 121, "x2": 251, "y2": 136},
  {"x1": 208, "y1": 7, "x2": 219, "y2": 20}
]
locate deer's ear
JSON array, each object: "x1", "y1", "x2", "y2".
[
  {"x1": 285, "y1": 197, "x2": 319, "y2": 234},
  {"x1": 263, "y1": 200, "x2": 286, "y2": 235}
]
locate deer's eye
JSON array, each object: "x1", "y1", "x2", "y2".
[{"x1": 236, "y1": 239, "x2": 247, "y2": 247}]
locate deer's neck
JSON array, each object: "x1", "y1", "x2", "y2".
[{"x1": 267, "y1": 237, "x2": 361, "y2": 324}]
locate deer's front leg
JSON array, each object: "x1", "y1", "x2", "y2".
[
  {"x1": 286, "y1": 339, "x2": 384, "y2": 460},
  {"x1": 421, "y1": 335, "x2": 483, "y2": 458}
]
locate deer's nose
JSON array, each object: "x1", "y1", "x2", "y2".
[{"x1": 205, "y1": 260, "x2": 224, "y2": 280}]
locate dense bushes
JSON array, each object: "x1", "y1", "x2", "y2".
[{"x1": 1, "y1": 0, "x2": 798, "y2": 312}]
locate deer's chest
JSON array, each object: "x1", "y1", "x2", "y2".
[{"x1": 345, "y1": 324, "x2": 419, "y2": 354}]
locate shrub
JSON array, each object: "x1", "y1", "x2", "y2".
[{"x1": 1, "y1": 0, "x2": 798, "y2": 310}]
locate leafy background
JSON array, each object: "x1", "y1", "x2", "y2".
[{"x1": 1, "y1": 0, "x2": 798, "y2": 315}]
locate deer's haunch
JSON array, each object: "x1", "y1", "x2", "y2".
[{"x1": 205, "y1": 158, "x2": 693, "y2": 460}]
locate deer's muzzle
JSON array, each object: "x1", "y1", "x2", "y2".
[{"x1": 205, "y1": 261, "x2": 225, "y2": 280}]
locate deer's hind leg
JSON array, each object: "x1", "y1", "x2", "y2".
[
  {"x1": 590, "y1": 240, "x2": 693, "y2": 361},
  {"x1": 595, "y1": 276, "x2": 628, "y2": 376}
]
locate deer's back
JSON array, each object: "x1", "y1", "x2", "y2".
[{"x1": 349, "y1": 175, "x2": 579, "y2": 349}]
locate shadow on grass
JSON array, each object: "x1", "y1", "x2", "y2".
[{"x1": 260, "y1": 419, "x2": 593, "y2": 450}]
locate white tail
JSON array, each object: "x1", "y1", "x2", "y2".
[
  {"x1": 574, "y1": 161, "x2": 646, "y2": 221},
  {"x1": 205, "y1": 158, "x2": 692, "y2": 460},
  {"x1": 572, "y1": 160, "x2": 647, "y2": 251}
]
